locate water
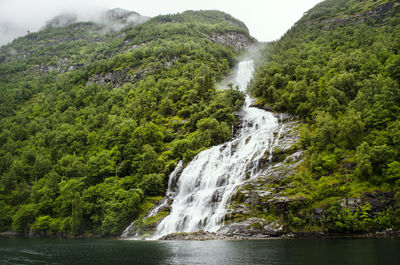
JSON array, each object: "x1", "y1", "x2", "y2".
[
  {"x1": 1, "y1": 237, "x2": 399, "y2": 265},
  {"x1": 152, "y1": 60, "x2": 280, "y2": 238}
]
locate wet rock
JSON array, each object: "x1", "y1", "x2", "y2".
[
  {"x1": 218, "y1": 218, "x2": 284, "y2": 237},
  {"x1": 168, "y1": 162, "x2": 184, "y2": 195},
  {"x1": 284, "y1": 151, "x2": 304, "y2": 163},
  {"x1": 146, "y1": 198, "x2": 172, "y2": 217},
  {"x1": 250, "y1": 102, "x2": 273, "y2": 112},
  {"x1": 122, "y1": 196, "x2": 172, "y2": 238},
  {"x1": 275, "y1": 113, "x2": 296, "y2": 123},
  {"x1": 160, "y1": 231, "x2": 221, "y2": 240},
  {"x1": 227, "y1": 204, "x2": 252, "y2": 215},
  {"x1": 259, "y1": 149, "x2": 304, "y2": 184},
  {"x1": 256, "y1": 190, "x2": 272, "y2": 197}
]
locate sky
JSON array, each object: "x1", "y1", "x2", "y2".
[{"x1": 0, "y1": 0, "x2": 323, "y2": 45}]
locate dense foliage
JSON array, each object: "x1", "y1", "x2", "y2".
[
  {"x1": 0, "y1": 10, "x2": 247, "y2": 236},
  {"x1": 251, "y1": 0, "x2": 400, "y2": 232}
]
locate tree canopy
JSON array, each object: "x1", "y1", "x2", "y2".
[{"x1": 0, "y1": 10, "x2": 247, "y2": 236}]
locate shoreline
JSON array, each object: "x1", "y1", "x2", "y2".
[
  {"x1": 155, "y1": 230, "x2": 400, "y2": 241},
  {"x1": 2, "y1": 230, "x2": 399, "y2": 241}
]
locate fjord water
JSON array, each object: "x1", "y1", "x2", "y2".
[
  {"x1": 153, "y1": 60, "x2": 280, "y2": 238},
  {"x1": 1, "y1": 237, "x2": 400, "y2": 265}
]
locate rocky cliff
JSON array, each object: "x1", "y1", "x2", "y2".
[{"x1": 206, "y1": 32, "x2": 253, "y2": 52}]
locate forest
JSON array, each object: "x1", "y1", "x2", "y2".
[
  {"x1": 250, "y1": 0, "x2": 400, "y2": 232},
  {"x1": 0, "y1": 10, "x2": 248, "y2": 236}
]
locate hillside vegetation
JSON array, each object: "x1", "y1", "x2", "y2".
[
  {"x1": 251, "y1": 0, "x2": 400, "y2": 232},
  {"x1": 0, "y1": 10, "x2": 250, "y2": 236}
]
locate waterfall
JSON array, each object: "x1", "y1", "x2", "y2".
[{"x1": 150, "y1": 60, "x2": 280, "y2": 238}]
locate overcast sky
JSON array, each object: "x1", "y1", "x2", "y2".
[{"x1": 0, "y1": 0, "x2": 323, "y2": 46}]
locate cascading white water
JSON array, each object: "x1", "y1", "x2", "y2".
[{"x1": 152, "y1": 60, "x2": 280, "y2": 238}]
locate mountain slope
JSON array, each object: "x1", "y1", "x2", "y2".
[
  {"x1": 0, "y1": 10, "x2": 252, "y2": 237},
  {"x1": 249, "y1": 0, "x2": 400, "y2": 234}
]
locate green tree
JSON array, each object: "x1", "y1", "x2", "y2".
[
  {"x1": 85, "y1": 149, "x2": 117, "y2": 185},
  {"x1": 338, "y1": 109, "x2": 365, "y2": 149},
  {"x1": 355, "y1": 142, "x2": 373, "y2": 180},
  {"x1": 71, "y1": 192, "x2": 84, "y2": 235},
  {"x1": 197, "y1": 117, "x2": 230, "y2": 146},
  {"x1": 12, "y1": 204, "x2": 38, "y2": 233},
  {"x1": 31, "y1": 215, "x2": 52, "y2": 234},
  {"x1": 139, "y1": 174, "x2": 164, "y2": 196}
]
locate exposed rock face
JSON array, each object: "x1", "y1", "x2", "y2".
[
  {"x1": 88, "y1": 59, "x2": 177, "y2": 87},
  {"x1": 206, "y1": 32, "x2": 253, "y2": 52},
  {"x1": 338, "y1": 191, "x2": 396, "y2": 213},
  {"x1": 362, "y1": 191, "x2": 395, "y2": 213},
  {"x1": 88, "y1": 68, "x2": 148, "y2": 87},
  {"x1": 339, "y1": 197, "x2": 363, "y2": 212},
  {"x1": 34, "y1": 58, "x2": 86, "y2": 74}
]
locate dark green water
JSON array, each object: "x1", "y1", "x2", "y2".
[{"x1": 0, "y1": 237, "x2": 399, "y2": 265}]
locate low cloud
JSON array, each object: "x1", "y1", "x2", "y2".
[
  {"x1": 0, "y1": 0, "x2": 323, "y2": 46},
  {"x1": 0, "y1": 0, "x2": 112, "y2": 45}
]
